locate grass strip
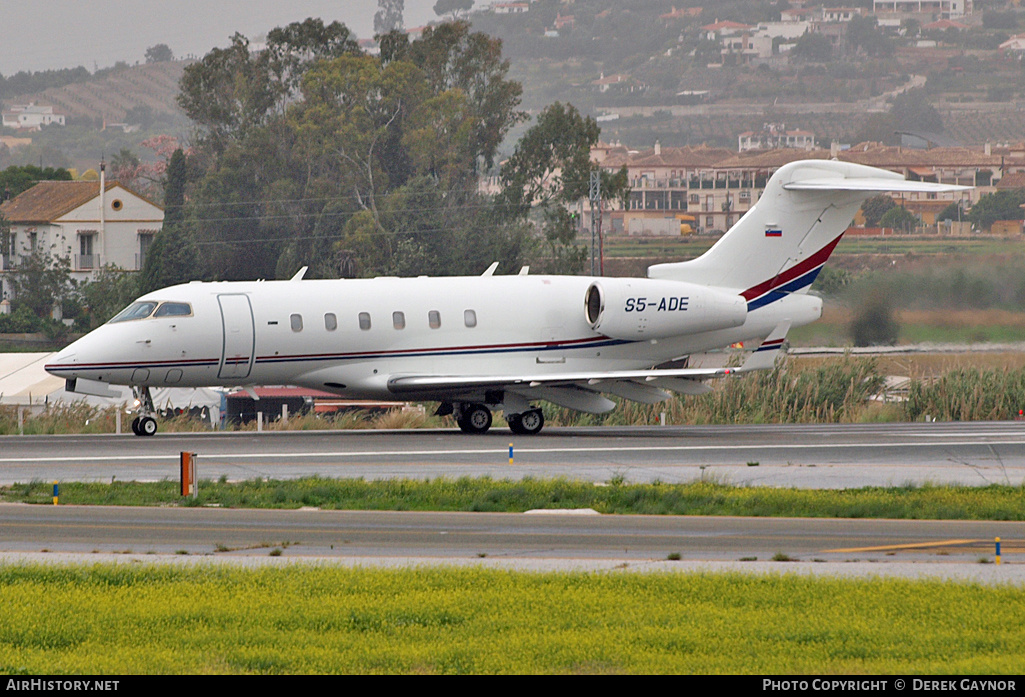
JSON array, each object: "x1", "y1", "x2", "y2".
[
  {"x1": 4, "y1": 477, "x2": 1025, "y2": 520},
  {"x1": 0, "y1": 564, "x2": 1022, "y2": 674}
]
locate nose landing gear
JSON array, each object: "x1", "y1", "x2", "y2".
[{"x1": 130, "y1": 386, "x2": 158, "y2": 437}]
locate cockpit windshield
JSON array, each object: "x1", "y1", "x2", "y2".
[
  {"x1": 109, "y1": 302, "x2": 158, "y2": 323},
  {"x1": 108, "y1": 301, "x2": 192, "y2": 323},
  {"x1": 154, "y1": 302, "x2": 193, "y2": 317}
]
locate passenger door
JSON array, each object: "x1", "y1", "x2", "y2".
[{"x1": 217, "y1": 294, "x2": 255, "y2": 380}]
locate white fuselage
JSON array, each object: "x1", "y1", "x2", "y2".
[{"x1": 45, "y1": 274, "x2": 821, "y2": 400}]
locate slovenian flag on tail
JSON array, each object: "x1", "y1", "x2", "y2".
[{"x1": 765, "y1": 228, "x2": 782, "y2": 237}]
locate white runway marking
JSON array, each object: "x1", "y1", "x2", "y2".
[{"x1": 4, "y1": 439, "x2": 1025, "y2": 463}]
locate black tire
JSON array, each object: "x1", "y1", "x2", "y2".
[
  {"x1": 131, "y1": 416, "x2": 141, "y2": 436},
  {"x1": 507, "y1": 413, "x2": 524, "y2": 435},
  {"x1": 517, "y1": 408, "x2": 544, "y2": 435},
  {"x1": 138, "y1": 416, "x2": 158, "y2": 437},
  {"x1": 457, "y1": 404, "x2": 492, "y2": 434}
]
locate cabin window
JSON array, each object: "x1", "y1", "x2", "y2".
[
  {"x1": 109, "y1": 301, "x2": 158, "y2": 323},
  {"x1": 358, "y1": 312, "x2": 371, "y2": 330},
  {"x1": 428, "y1": 310, "x2": 441, "y2": 329},
  {"x1": 464, "y1": 309, "x2": 477, "y2": 328},
  {"x1": 325, "y1": 313, "x2": 337, "y2": 331},
  {"x1": 154, "y1": 302, "x2": 192, "y2": 318},
  {"x1": 290, "y1": 314, "x2": 303, "y2": 332},
  {"x1": 393, "y1": 311, "x2": 405, "y2": 330}
]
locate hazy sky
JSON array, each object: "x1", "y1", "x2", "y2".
[{"x1": 0, "y1": 0, "x2": 443, "y2": 75}]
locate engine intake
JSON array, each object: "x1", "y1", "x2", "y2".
[{"x1": 584, "y1": 278, "x2": 746, "y2": 340}]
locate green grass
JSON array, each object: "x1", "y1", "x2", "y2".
[
  {"x1": 6, "y1": 478, "x2": 1025, "y2": 520},
  {"x1": 0, "y1": 564, "x2": 1021, "y2": 674}
]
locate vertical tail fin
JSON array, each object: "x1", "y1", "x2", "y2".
[{"x1": 647, "y1": 160, "x2": 969, "y2": 304}]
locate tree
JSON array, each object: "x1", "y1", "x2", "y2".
[
  {"x1": 791, "y1": 32, "x2": 833, "y2": 63},
  {"x1": 434, "y1": 0, "x2": 473, "y2": 20},
  {"x1": 937, "y1": 200, "x2": 963, "y2": 222},
  {"x1": 178, "y1": 20, "x2": 365, "y2": 155},
  {"x1": 890, "y1": 89, "x2": 943, "y2": 133},
  {"x1": 383, "y1": 21, "x2": 525, "y2": 173},
  {"x1": 177, "y1": 33, "x2": 276, "y2": 153},
  {"x1": 263, "y1": 19, "x2": 362, "y2": 103},
  {"x1": 499, "y1": 103, "x2": 629, "y2": 274},
  {"x1": 181, "y1": 19, "x2": 536, "y2": 280},
  {"x1": 861, "y1": 195, "x2": 896, "y2": 227},
  {"x1": 878, "y1": 205, "x2": 918, "y2": 232},
  {"x1": 139, "y1": 149, "x2": 197, "y2": 293},
  {"x1": 845, "y1": 15, "x2": 895, "y2": 57},
  {"x1": 145, "y1": 44, "x2": 174, "y2": 63},
  {"x1": 109, "y1": 148, "x2": 141, "y2": 186},
  {"x1": 9, "y1": 244, "x2": 73, "y2": 320},
  {"x1": 78, "y1": 265, "x2": 140, "y2": 328},
  {"x1": 853, "y1": 112, "x2": 899, "y2": 145},
  {"x1": 0, "y1": 165, "x2": 72, "y2": 199},
  {"x1": 967, "y1": 189, "x2": 1025, "y2": 231},
  {"x1": 375, "y1": 0, "x2": 405, "y2": 35},
  {"x1": 0, "y1": 213, "x2": 10, "y2": 266},
  {"x1": 983, "y1": 11, "x2": 1018, "y2": 30},
  {"x1": 850, "y1": 293, "x2": 899, "y2": 346}
]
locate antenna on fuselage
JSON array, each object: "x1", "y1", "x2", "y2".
[{"x1": 290, "y1": 266, "x2": 308, "y2": 281}]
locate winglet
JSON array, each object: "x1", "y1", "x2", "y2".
[
  {"x1": 482, "y1": 262, "x2": 499, "y2": 276},
  {"x1": 738, "y1": 320, "x2": 791, "y2": 372}
]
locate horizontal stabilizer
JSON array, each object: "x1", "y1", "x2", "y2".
[
  {"x1": 784, "y1": 178, "x2": 971, "y2": 193},
  {"x1": 737, "y1": 321, "x2": 791, "y2": 373}
]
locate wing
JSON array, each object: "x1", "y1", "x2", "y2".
[{"x1": 387, "y1": 323, "x2": 790, "y2": 414}]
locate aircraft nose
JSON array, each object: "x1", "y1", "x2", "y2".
[
  {"x1": 44, "y1": 334, "x2": 90, "y2": 379},
  {"x1": 44, "y1": 346, "x2": 78, "y2": 378}
]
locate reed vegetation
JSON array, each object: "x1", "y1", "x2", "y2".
[{"x1": 6, "y1": 355, "x2": 1025, "y2": 434}]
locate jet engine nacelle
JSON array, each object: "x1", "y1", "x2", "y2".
[{"x1": 585, "y1": 278, "x2": 747, "y2": 340}]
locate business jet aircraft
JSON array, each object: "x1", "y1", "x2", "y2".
[{"x1": 45, "y1": 160, "x2": 968, "y2": 436}]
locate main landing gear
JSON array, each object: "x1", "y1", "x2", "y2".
[
  {"x1": 130, "y1": 386, "x2": 158, "y2": 437},
  {"x1": 448, "y1": 402, "x2": 545, "y2": 435}
]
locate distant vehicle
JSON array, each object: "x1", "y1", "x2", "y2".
[
  {"x1": 676, "y1": 214, "x2": 697, "y2": 235},
  {"x1": 46, "y1": 161, "x2": 968, "y2": 436}
]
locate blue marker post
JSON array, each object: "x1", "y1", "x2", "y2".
[
  {"x1": 509, "y1": 443, "x2": 514, "y2": 466},
  {"x1": 52, "y1": 481, "x2": 58, "y2": 506},
  {"x1": 996, "y1": 537, "x2": 1002, "y2": 566}
]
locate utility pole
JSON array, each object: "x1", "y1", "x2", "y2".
[{"x1": 589, "y1": 171, "x2": 603, "y2": 276}]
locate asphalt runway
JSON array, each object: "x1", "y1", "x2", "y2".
[
  {"x1": 1, "y1": 503, "x2": 1021, "y2": 564},
  {"x1": 2, "y1": 421, "x2": 1025, "y2": 488},
  {"x1": 3, "y1": 423, "x2": 1024, "y2": 578}
]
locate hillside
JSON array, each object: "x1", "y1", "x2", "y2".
[{"x1": 9, "y1": 60, "x2": 188, "y2": 124}]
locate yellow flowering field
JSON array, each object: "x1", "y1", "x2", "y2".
[{"x1": 0, "y1": 564, "x2": 1022, "y2": 674}]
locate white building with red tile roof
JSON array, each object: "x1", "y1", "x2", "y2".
[{"x1": 0, "y1": 178, "x2": 164, "y2": 301}]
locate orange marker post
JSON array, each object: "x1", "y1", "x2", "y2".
[{"x1": 180, "y1": 452, "x2": 197, "y2": 498}]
